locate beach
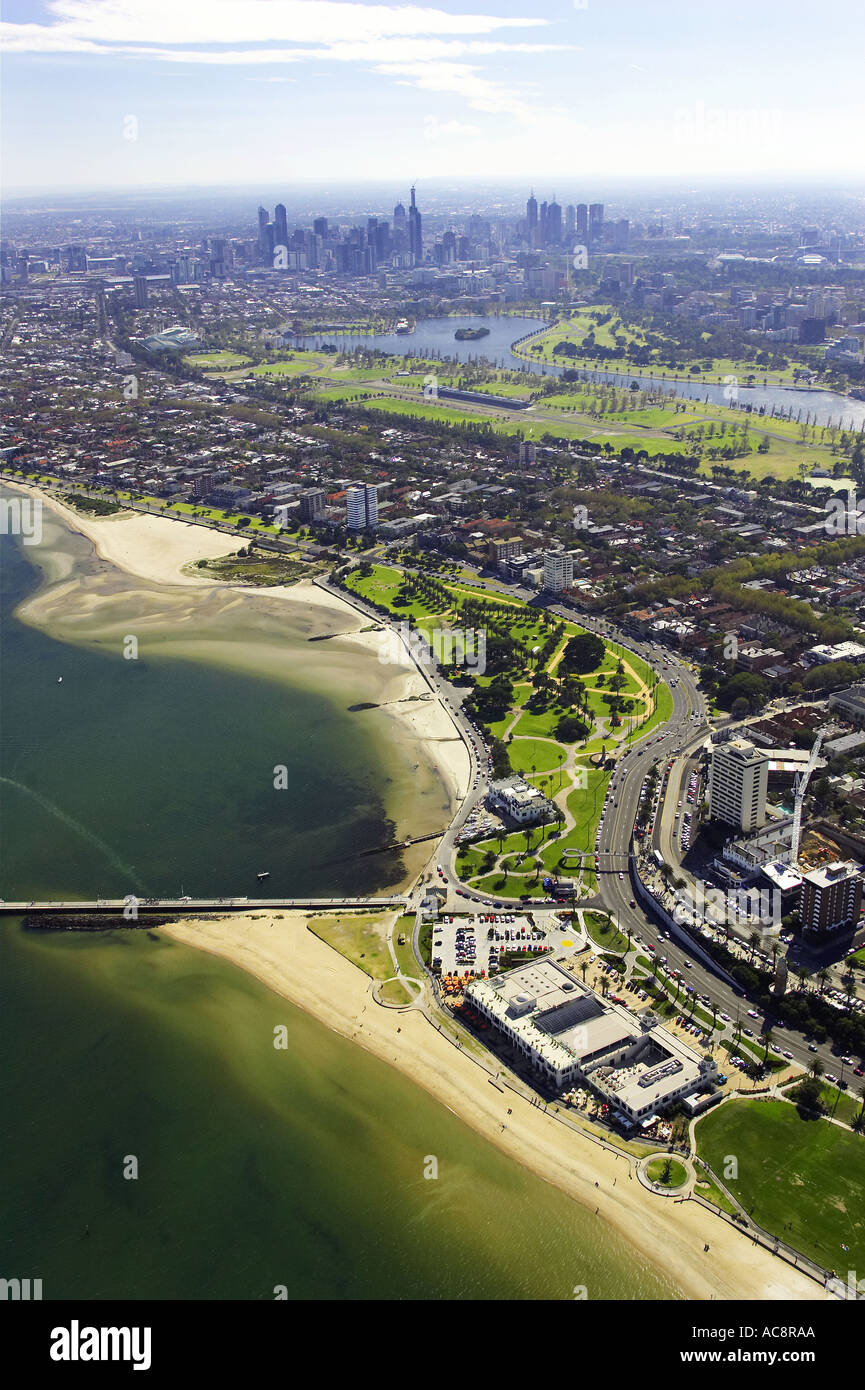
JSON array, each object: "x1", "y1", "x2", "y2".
[
  {"x1": 164, "y1": 910, "x2": 825, "y2": 1303},
  {"x1": 2, "y1": 478, "x2": 826, "y2": 1301},
  {"x1": 2, "y1": 480, "x2": 471, "y2": 830}
]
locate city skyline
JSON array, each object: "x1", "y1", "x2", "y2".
[{"x1": 2, "y1": 0, "x2": 864, "y2": 192}]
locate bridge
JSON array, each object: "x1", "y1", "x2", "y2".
[{"x1": 0, "y1": 895, "x2": 410, "y2": 916}]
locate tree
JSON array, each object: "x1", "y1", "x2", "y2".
[{"x1": 560, "y1": 632, "x2": 605, "y2": 675}]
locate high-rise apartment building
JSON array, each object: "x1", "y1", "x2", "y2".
[
  {"x1": 800, "y1": 862, "x2": 863, "y2": 935},
  {"x1": 133, "y1": 274, "x2": 148, "y2": 309},
  {"x1": 519, "y1": 440, "x2": 536, "y2": 467},
  {"x1": 542, "y1": 551, "x2": 575, "y2": 592},
  {"x1": 299, "y1": 487, "x2": 326, "y2": 522},
  {"x1": 709, "y1": 738, "x2": 768, "y2": 832},
  {"x1": 346, "y1": 484, "x2": 379, "y2": 530}
]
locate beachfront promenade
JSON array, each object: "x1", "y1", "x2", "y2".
[{"x1": 0, "y1": 896, "x2": 409, "y2": 915}]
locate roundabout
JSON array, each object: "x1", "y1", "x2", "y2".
[{"x1": 637, "y1": 1153, "x2": 694, "y2": 1197}]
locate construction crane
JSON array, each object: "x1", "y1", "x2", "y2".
[{"x1": 790, "y1": 729, "x2": 825, "y2": 867}]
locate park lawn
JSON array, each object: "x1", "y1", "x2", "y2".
[
  {"x1": 696, "y1": 1098, "x2": 865, "y2": 1270},
  {"x1": 379, "y1": 978, "x2": 414, "y2": 1006},
  {"x1": 508, "y1": 737, "x2": 567, "y2": 775},
  {"x1": 693, "y1": 1174, "x2": 740, "y2": 1217},
  {"x1": 184, "y1": 350, "x2": 253, "y2": 369},
  {"x1": 470, "y1": 868, "x2": 551, "y2": 899},
  {"x1": 539, "y1": 771, "x2": 611, "y2": 871},
  {"x1": 393, "y1": 914, "x2": 420, "y2": 978},
  {"x1": 511, "y1": 705, "x2": 569, "y2": 739},
  {"x1": 814, "y1": 1082, "x2": 865, "y2": 1130},
  {"x1": 307, "y1": 912, "x2": 395, "y2": 980},
  {"x1": 646, "y1": 1157, "x2": 689, "y2": 1188},
  {"x1": 584, "y1": 911, "x2": 630, "y2": 954},
  {"x1": 635, "y1": 682, "x2": 674, "y2": 739}
]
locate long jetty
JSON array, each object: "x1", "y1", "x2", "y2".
[{"x1": 0, "y1": 896, "x2": 409, "y2": 916}]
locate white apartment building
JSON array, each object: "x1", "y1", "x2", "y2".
[
  {"x1": 542, "y1": 550, "x2": 575, "y2": 592},
  {"x1": 709, "y1": 737, "x2": 768, "y2": 832},
  {"x1": 346, "y1": 483, "x2": 379, "y2": 530}
]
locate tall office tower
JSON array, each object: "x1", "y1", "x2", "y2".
[
  {"x1": 799, "y1": 862, "x2": 863, "y2": 935},
  {"x1": 133, "y1": 274, "x2": 148, "y2": 309},
  {"x1": 408, "y1": 186, "x2": 422, "y2": 264},
  {"x1": 313, "y1": 217, "x2": 328, "y2": 238},
  {"x1": 708, "y1": 738, "x2": 768, "y2": 832},
  {"x1": 576, "y1": 204, "x2": 588, "y2": 240},
  {"x1": 565, "y1": 205, "x2": 576, "y2": 237},
  {"x1": 346, "y1": 484, "x2": 379, "y2": 530},
  {"x1": 526, "y1": 191, "x2": 538, "y2": 232},
  {"x1": 542, "y1": 550, "x2": 575, "y2": 593},
  {"x1": 257, "y1": 205, "x2": 271, "y2": 261},
  {"x1": 588, "y1": 203, "x2": 604, "y2": 242},
  {"x1": 546, "y1": 199, "x2": 562, "y2": 245},
  {"x1": 274, "y1": 203, "x2": 288, "y2": 251},
  {"x1": 442, "y1": 229, "x2": 457, "y2": 262}
]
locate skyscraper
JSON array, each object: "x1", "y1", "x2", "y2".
[
  {"x1": 547, "y1": 199, "x2": 562, "y2": 245},
  {"x1": 408, "y1": 186, "x2": 422, "y2": 265},
  {"x1": 274, "y1": 203, "x2": 288, "y2": 251},
  {"x1": 133, "y1": 274, "x2": 148, "y2": 309},
  {"x1": 565, "y1": 205, "x2": 576, "y2": 237},
  {"x1": 589, "y1": 203, "x2": 604, "y2": 242},
  {"x1": 257, "y1": 206, "x2": 271, "y2": 261},
  {"x1": 576, "y1": 204, "x2": 588, "y2": 240},
  {"x1": 526, "y1": 191, "x2": 538, "y2": 232}
]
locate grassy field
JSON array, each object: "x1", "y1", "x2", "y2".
[
  {"x1": 307, "y1": 911, "x2": 395, "y2": 980},
  {"x1": 645, "y1": 1156, "x2": 689, "y2": 1189},
  {"x1": 696, "y1": 1098, "x2": 865, "y2": 1270},
  {"x1": 584, "y1": 910, "x2": 630, "y2": 955}
]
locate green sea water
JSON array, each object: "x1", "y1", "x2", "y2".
[{"x1": 0, "y1": 516, "x2": 680, "y2": 1300}]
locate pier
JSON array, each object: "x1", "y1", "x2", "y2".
[{"x1": 0, "y1": 895, "x2": 410, "y2": 916}]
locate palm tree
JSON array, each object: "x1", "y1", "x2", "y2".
[
  {"x1": 748, "y1": 930, "x2": 760, "y2": 962},
  {"x1": 817, "y1": 968, "x2": 830, "y2": 996},
  {"x1": 762, "y1": 1028, "x2": 774, "y2": 1069},
  {"x1": 809, "y1": 1057, "x2": 824, "y2": 1081}
]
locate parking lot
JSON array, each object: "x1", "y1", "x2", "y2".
[{"x1": 431, "y1": 910, "x2": 581, "y2": 977}]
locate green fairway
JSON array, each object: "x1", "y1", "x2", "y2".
[{"x1": 695, "y1": 1098, "x2": 865, "y2": 1270}]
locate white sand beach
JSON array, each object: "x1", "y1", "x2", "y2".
[{"x1": 163, "y1": 910, "x2": 827, "y2": 1304}]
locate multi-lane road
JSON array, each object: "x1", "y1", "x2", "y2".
[{"x1": 430, "y1": 589, "x2": 861, "y2": 1080}]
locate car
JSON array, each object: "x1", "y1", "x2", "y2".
[
  {"x1": 630, "y1": 899, "x2": 636, "y2": 909},
  {"x1": 808, "y1": 1042, "x2": 819, "y2": 1052},
  {"x1": 618, "y1": 871, "x2": 624, "y2": 880}
]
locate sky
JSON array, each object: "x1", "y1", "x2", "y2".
[{"x1": 2, "y1": 0, "x2": 864, "y2": 192}]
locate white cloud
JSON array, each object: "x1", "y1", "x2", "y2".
[
  {"x1": 5, "y1": 1, "x2": 547, "y2": 48},
  {"x1": 422, "y1": 115, "x2": 481, "y2": 140},
  {"x1": 1, "y1": 1, "x2": 572, "y2": 134}
]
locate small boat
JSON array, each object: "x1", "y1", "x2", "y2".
[
  {"x1": 394, "y1": 318, "x2": 411, "y2": 335},
  {"x1": 57, "y1": 676, "x2": 63, "y2": 683},
  {"x1": 257, "y1": 871, "x2": 270, "y2": 880}
]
